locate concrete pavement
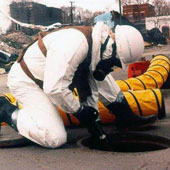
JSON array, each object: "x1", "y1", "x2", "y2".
[{"x1": 0, "y1": 45, "x2": 169, "y2": 170}]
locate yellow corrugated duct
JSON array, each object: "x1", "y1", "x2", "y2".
[
  {"x1": 3, "y1": 55, "x2": 168, "y2": 127},
  {"x1": 98, "y1": 88, "x2": 165, "y2": 125},
  {"x1": 54, "y1": 88, "x2": 166, "y2": 126},
  {"x1": 5, "y1": 88, "x2": 165, "y2": 127},
  {"x1": 116, "y1": 55, "x2": 170, "y2": 91},
  {"x1": 123, "y1": 89, "x2": 165, "y2": 119}
]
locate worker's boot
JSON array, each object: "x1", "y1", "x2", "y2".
[
  {"x1": 0, "y1": 96, "x2": 18, "y2": 131},
  {"x1": 107, "y1": 92, "x2": 157, "y2": 129}
]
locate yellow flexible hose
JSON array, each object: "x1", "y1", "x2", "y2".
[
  {"x1": 5, "y1": 87, "x2": 165, "y2": 127},
  {"x1": 116, "y1": 55, "x2": 170, "y2": 91},
  {"x1": 3, "y1": 55, "x2": 168, "y2": 127}
]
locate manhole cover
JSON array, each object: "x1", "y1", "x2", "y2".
[
  {"x1": 0, "y1": 125, "x2": 31, "y2": 148},
  {"x1": 77, "y1": 132, "x2": 170, "y2": 153}
]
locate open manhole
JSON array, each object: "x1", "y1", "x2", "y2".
[{"x1": 77, "y1": 132, "x2": 170, "y2": 153}]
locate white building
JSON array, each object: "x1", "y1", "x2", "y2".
[{"x1": 146, "y1": 15, "x2": 170, "y2": 37}]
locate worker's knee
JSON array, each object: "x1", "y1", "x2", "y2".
[
  {"x1": 29, "y1": 126, "x2": 67, "y2": 148},
  {"x1": 43, "y1": 129, "x2": 67, "y2": 148}
]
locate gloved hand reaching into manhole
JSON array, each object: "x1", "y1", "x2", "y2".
[{"x1": 73, "y1": 105, "x2": 109, "y2": 145}]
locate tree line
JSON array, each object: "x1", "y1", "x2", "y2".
[{"x1": 61, "y1": 0, "x2": 169, "y2": 24}]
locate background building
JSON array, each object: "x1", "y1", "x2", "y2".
[
  {"x1": 10, "y1": 2, "x2": 63, "y2": 34},
  {"x1": 123, "y1": 4, "x2": 155, "y2": 32}
]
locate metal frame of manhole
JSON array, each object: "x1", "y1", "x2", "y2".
[
  {"x1": 77, "y1": 132, "x2": 170, "y2": 153},
  {"x1": 0, "y1": 125, "x2": 31, "y2": 148}
]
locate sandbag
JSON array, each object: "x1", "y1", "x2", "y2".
[{"x1": 116, "y1": 55, "x2": 170, "y2": 91}]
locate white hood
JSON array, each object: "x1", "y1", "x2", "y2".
[{"x1": 91, "y1": 22, "x2": 111, "y2": 72}]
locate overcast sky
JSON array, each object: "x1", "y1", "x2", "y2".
[
  {"x1": 37, "y1": 0, "x2": 119, "y2": 12},
  {"x1": 0, "y1": 0, "x2": 119, "y2": 33}
]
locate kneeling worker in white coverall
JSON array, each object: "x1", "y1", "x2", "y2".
[{"x1": 0, "y1": 22, "x2": 156, "y2": 148}]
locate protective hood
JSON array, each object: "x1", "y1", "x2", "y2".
[
  {"x1": 90, "y1": 22, "x2": 111, "y2": 72},
  {"x1": 94, "y1": 12, "x2": 115, "y2": 29}
]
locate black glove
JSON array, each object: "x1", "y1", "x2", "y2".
[
  {"x1": 73, "y1": 106, "x2": 99, "y2": 127},
  {"x1": 73, "y1": 106, "x2": 106, "y2": 139},
  {"x1": 93, "y1": 59, "x2": 113, "y2": 81}
]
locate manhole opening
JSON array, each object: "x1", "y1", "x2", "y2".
[{"x1": 78, "y1": 133, "x2": 170, "y2": 153}]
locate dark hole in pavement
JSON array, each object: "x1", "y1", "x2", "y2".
[{"x1": 78, "y1": 132, "x2": 170, "y2": 153}]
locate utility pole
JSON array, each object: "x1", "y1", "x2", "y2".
[
  {"x1": 119, "y1": 0, "x2": 122, "y2": 25},
  {"x1": 70, "y1": 1, "x2": 74, "y2": 24}
]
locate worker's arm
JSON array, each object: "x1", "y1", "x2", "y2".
[{"x1": 43, "y1": 37, "x2": 89, "y2": 113}]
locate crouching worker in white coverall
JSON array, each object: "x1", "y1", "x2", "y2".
[
  {"x1": 95, "y1": 25, "x2": 157, "y2": 129},
  {"x1": 0, "y1": 22, "x2": 156, "y2": 148},
  {"x1": 0, "y1": 22, "x2": 113, "y2": 148}
]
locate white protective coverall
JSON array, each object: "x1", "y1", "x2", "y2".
[
  {"x1": 7, "y1": 22, "x2": 116, "y2": 148},
  {"x1": 98, "y1": 74, "x2": 121, "y2": 106}
]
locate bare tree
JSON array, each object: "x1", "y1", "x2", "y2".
[
  {"x1": 134, "y1": 0, "x2": 150, "y2": 4},
  {"x1": 61, "y1": 6, "x2": 71, "y2": 23},
  {"x1": 61, "y1": 5, "x2": 104, "y2": 25},
  {"x1": 122, "y1": 0, "x2": 170, "y2": 15},
  {"x1": 122, "y1": 0, "x2": 132, "y2": 5},
  {"x1": 152, "y1": 0, "x2": 170, "y2": 16},
  {"x1": 122, "y1": 0, "x2": 150, "y2": 5},
  {"x1": 147, "y1": 0, "x2": 170, "y2": 31}
]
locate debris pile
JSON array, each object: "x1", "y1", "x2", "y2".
[
  {"x1": 0, "y1": 31, "x2": 35, "y2": 54},
  {"x1": 0, "y1": 31, "x2": 36, "y2": 74},
  {"x1": 143, "y1": 28, "x2": 168, "y2": 46}
]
